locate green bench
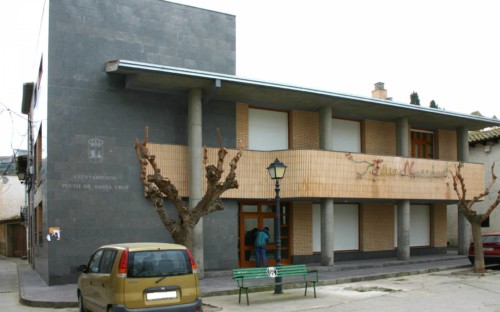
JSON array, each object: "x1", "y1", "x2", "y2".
[{"x1": 232, "y1": 264, "x2": 319, "y2": 305}]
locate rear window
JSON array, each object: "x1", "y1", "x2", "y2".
[
  {"x1": 483, "y1": 235, "x2": 500, "y2": 243},
  {"x1": 127, "y1": 249, "x2": 192, "y2": 278}
]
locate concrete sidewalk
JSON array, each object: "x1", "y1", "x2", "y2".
[{"x1": 2, "y1": 251, "x2": 471, "y2": 309}]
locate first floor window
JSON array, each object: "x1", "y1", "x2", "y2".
[{"x1": 248, "y1": 108, "x2": 288, "y2": 151}]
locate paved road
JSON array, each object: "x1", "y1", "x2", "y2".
[
  {"x1": 203, "y1": 268, "x2": 500, "y2": 311},
  {"x1": 3, "y1": 254, "x2": 497, "y2": 312}
]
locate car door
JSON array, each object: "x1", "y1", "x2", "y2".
[
  {"x1": 93, "y1": 249, "x2": 117, "y2": 311},
  {"x1": 80, "y1": 249, "x2": 104, "y2": 312},
  {"x1": 80, "y1": 249, "x2": 117, "y2": 312}
]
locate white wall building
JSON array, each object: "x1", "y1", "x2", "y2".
[{"x1": 448, "y1": 128, "x2": 500, "y2": 246}]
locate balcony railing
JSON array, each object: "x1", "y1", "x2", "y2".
[{"x1": 149, "y1": 144, "x2": 484, "y2": 201}]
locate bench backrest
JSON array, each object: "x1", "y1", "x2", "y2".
[{"x1": 233, "y1": 264, "x2": 308, "y2": 280}]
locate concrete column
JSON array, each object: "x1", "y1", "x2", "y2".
[
  {"x1": 457, "y1": 126, "x2": 470, "y2": 255},
  {"x1": 397, "y1": 200, "x2": 410, "y2": 260},
  {"x1": 321, "y1": 199, "x2": 334, "y2": 265},
  {"x1": 319, "y1": 106, "x2": 334, "y2": 265},
  {"x1": 396, "y1": 118, "x2": 410, "y2": 259},
  {"x1": 188, "y1": 89, "x2": 204, "y2": 277},
  {"x1": 396, "y1": 117, "x2": 409, "y2": 157}
]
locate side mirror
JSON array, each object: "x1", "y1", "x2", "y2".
[{"x1": 77, "y1": 264, "x2": 88, "y2": 273}]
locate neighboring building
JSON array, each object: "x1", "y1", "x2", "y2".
[
  {"x1": 21, "y1": 0, "x2": 500, "y2": 285},
  {"x1": 0, "y1": 152, "x2": 27, "y2": 257},
  {"x1": 448, "y1": 127, "x2": 500, "y2": 246}
]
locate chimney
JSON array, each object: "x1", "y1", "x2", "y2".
[{"x1": 372, "y1": 82, "x2": 388, "y2": 100}]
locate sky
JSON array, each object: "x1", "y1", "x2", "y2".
[{"x1": 1, "y1": 0, "x2": 499, "y2": 157}]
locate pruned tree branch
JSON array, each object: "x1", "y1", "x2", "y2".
[{"x1": 135, "y1": 126, "x2": 243, "y2": 248}]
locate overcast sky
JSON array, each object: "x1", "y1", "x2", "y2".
[{"x1": 1, "y1": 0, "x2": 499, "y2": 157}]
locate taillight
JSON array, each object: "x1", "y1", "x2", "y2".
[
  {"x1": 186, "y1": 248, "x2": 198, "y2": 273},
  {"x1": 117, "y1": 249, "x2": 129, "y2": 277}
]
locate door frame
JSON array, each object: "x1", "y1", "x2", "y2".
[{"x1": 238, "y1": 202, "x2": 291, "y2": 267}]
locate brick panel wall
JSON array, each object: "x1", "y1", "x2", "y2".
[
  {"x1": 291, "y1": 202, "x2": 313, "y2": 255},
  {"x1": 289, "y1": 110, "x2": 320, "y2": 149},
  {"x1": 360, "y1": 203, "x2": 395, "y2": 251},
  {"x1": 363, "y1": 120, "x2": 396, "y2": 155},
  {"x1": 438, "y1": 130, "x2": 457, "y2": 161},
  {"x1": 431, "y1": 204, "x2": 448, "y2": 247},
  {"x1": 236, "y1": 102, "x2": 249, "y2": 149}
]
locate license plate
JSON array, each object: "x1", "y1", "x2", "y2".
[{"x1": 146, "y1": 291, "x2": 177, "y2": 301}]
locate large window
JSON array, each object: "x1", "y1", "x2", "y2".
[
  {"x1": 332, "y1": 119, "x2": 361, "y2": 153},
  {"x1": 394, "y1": 204, "x2": 430, "y2": 247},
  {"x1": 34, "y1": 128, "x2": 42, "y2": 186},
  {"x1": 35, "y1": 203, "x2": 43, "y2": 246},
  {"x1": 248, "y1": 108, "x2": 288, "y2": 151},
  {"x1": 312, "y1": 203, "x2": 359, "y2": 252},
  {"x1": 411, "y1": 130, "x2": 434, "y2": 159}
]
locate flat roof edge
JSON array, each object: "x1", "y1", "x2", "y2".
[{"x1": 105, "y1": 59, "x2": 500, "y2": 127}]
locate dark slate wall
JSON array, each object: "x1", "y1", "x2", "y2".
[
  {"x1": 203, "y1": 200, "x2": 239, "y2": 270},
  {"x1": 44, "y1": 0, "x2": 236, "y2": 284}
]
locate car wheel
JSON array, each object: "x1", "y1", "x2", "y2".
[{"x1": 79, "y1": 293, "x2": 85, "y2": 312}]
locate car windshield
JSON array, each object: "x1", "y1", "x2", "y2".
[
  {"x1": 127, "y1": 249, "x2": 192, "y2": 278},
  {"x1": 482, "y1": 235, "x2": 500, "y2": 243}
]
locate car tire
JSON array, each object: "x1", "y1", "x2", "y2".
[{"x1": 79, "y1": 293, "x2": 85, "y2": 312}]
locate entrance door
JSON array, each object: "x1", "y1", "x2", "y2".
[
  {"x1": 239, "y1": 203, "x2": 291, "y2": 267},
  {"x1": 8, "y1": 223, "x2": 26, "y2": 257}
]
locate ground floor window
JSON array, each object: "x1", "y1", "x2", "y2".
[
  {"x1": 394, "y1": 204, "x2": 430, "y2": 247},
  {"x1": 312, "y1": 203, "x2": 359, "y2": 252},
  {"x1": 238, "y1": 202, "x2": 291, "y2": 267}
]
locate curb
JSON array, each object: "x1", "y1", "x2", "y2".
[{"x1": 13, "y1": 259, "x2": 79, "y2": 309}]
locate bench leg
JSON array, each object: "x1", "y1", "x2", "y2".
[
  {"x1": 304, "y1": 282, "x2": 317, "y2": 298},
  {"x1": 238, "y1": 287, "x2": 242, "y2": 303},
  {"x1": 246, "y1": 288, "x2": 250, "y2": 305}
]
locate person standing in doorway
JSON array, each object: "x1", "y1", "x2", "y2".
[{"x1": 254, "y1": 227, "x2": 270, "y2": 267}]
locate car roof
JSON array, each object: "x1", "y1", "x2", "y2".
[{"x1": 98, "y1": 242, "x2": 187, "y2": 251}]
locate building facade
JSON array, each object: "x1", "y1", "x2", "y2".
[
  {"x1": 21, "y1": 0, "x2": 500, "y2": 285},
  {"x1": 447, "y1": 127, "x2": 500, "y2": 246},
  {"x1": 0, "y1": 154, "x2": 27, "y2": 257}
]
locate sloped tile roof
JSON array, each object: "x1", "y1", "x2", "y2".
[{"x1": 469, "y1": 127, "x2": 500, "y2": 144}]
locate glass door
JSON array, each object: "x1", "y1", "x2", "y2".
[{"x1": 239, "y1": 203, "x2": 291, "y2": 267}]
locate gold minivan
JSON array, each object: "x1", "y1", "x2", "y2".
[{"x1": 77, "y1": 242, "x2": 202, "y2": 312}]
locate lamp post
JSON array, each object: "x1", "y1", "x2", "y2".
[{"x1": 267, "y1": 158, "x2": 287, "y2": 294}]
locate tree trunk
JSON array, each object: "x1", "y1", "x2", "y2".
[{"x1": 471, "y1": 220, "x2": 486, "y2": 273}]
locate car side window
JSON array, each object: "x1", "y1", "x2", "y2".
[
  {"x1": 99, "y1": 250, "x2": 117, "y2": 274},
  {"x1": 88, "y1": 250, "x2": 104, "y2": 273}
]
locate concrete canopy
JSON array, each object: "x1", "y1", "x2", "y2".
[{"x1": 106, "y1": 59, "x2": 500, "y2": 131}]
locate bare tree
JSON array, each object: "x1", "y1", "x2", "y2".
[
  {"x1": 451, "y1": 162, "x2": 500, "y2": 273},
  {"x1": 134, "y1": 126, "x2": 243, "y2": 249}
]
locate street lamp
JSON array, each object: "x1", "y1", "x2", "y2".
[{"x1": 267, "y1": 158, "x2": 287, "y2": 294}]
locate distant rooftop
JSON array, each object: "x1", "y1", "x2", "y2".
[{"x1": 469, "y1": 127, "x2": 500, "y2": 144}]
